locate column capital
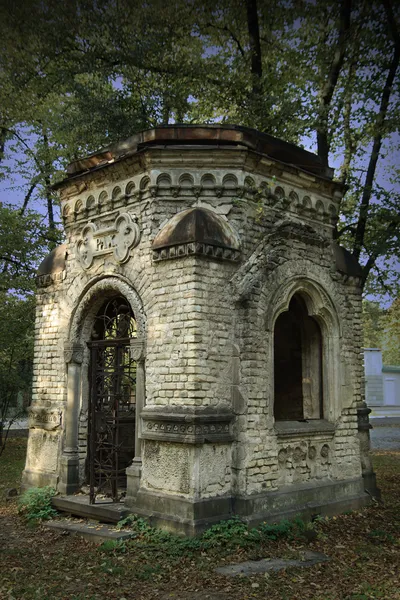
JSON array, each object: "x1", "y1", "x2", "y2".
[
  {"x1": 129, "y1": 337, "x2": 146, "y2": 362},
  {"x1": 64, "y1": 341, "x2": 84, "y2": 364}
]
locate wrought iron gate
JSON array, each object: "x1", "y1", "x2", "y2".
[{"x1": 87, "y1": 298, "x2": 137, "y2": 504}]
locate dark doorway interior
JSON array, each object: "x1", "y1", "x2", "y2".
[
  {"x1": 274, "y1": 295, "x2": 323, "y2": 421},
  {"x1": 87, "y1": 297, "x2": 137, "y2": 503}
]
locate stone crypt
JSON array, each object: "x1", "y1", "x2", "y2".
[{"x1": 22, "y1": 125, "x2": 378, "y2": 534}]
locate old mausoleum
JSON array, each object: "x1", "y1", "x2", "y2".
[{"x1": 22, "y1": 125, "x2": 378, "y2": 534}]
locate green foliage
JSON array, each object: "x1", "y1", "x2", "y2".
[
  {"x1": 0, "y1": 293, "x2": 35, "y2": 452},
  {"x1": 0, "y1": 204, "x2": 51, "y2": 294},
  {"x1": 98, "y1": 539, "x2": 128, "y2": 553},
  {"x1": 380, "y1": 297, "x2": 400, "y2": 365},
  {"x1": 0, "y1": 0, "x2": 399, "y2": 298},
  {"x1": 362, "y1": 298, "x2": 400, "y2": 365},
  {"x1": 115, "y1": 513, "x2": 312, "y2": 557},
  {"x1": 201, "y1": 516, "x2": 249, "y2": 546},
  {"x1": 17, "y1": 486, "x2": 58, "y2": 523},
  {"x1": 362, "y1": 300, "x2": 385, "y2": 349},
  {"x1": 367, "y1": 529, "x2": 395, "y2": 544}
]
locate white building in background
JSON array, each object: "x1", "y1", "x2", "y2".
[{"x1": 364, "y1": 348, "x2": 400, "y2": 416}]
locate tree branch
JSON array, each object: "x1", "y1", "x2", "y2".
[
  {"x1": 360, "y1": 219, "x2": 400, "y2": 285},
  {"x1": 205, "y1": 22, "x2": 245, "y2": 57},
  {"x1": 1, "y1": 127, "x2": 44, "y2": 174},
  {"x1": 19, "y1": 182, "x2": 38, "y2": 216},
  {"x1": 335, "y1": 221, "x2": 358, "y2": 238}
]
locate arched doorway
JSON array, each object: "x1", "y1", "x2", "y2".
[{"x1": 87, "y1": 296, "x2": 137, "y2": 503}]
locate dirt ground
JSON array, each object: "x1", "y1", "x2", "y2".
[{"x1": 0, "y1": 440, "x2": 399, "y2": 600}]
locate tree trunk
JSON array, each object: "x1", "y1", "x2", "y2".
[
  {"x1": 42, "y1": 129, "x2": 56, "y2": 245},
  {"x1": 316, "y1": 0, "x2": 352, "y2": 165},
  {"x1": 353, "y1": 0, "x2": 400, "y2": 260},
  {"x1": 246, "y1": 0, "x2": 262, "y2": 97}
]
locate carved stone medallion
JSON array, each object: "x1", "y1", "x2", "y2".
[{"x1": 76, "y1": 212, "x2": 140, "y2": 269}]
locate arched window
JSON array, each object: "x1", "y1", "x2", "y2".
[
  {"x1": 91, "y1": 296, "x2": 137, "y2": 341},
  {"x1": 274, "y1": 294, "x2": 323, "y2": 421}
]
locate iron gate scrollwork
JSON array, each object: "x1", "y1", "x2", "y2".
[{"x1": 88, "y1": 297, "x2": 137, "y2": 504}]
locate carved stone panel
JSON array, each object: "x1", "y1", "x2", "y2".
[
  {"x1": 76, "y1": 212, "x2": 140, "y2": 269},
  {"x1": 141, "y1": 408, "x2": 234, "y2": 444},
  {"x1": 28, "y1": 407, "x2": 62, "y2": 431}
]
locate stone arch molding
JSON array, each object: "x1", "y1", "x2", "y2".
[
  {"x1": 59, "y1": 275, "x2": 147, "y2": 496},
  {"x1": 266, "y1": 276, "x2": 341, "y2": 338},
  {"x1": 261, "y1": 260, "x2": 343, "y2": 338},
  {"x1": 261, "y1": 262, "x2": 344, "y2": 422},
  {"x1": 69, "y1": 275, "x2": 146, "y2": 345}
]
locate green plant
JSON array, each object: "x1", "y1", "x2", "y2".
[
  {"x1": 201, "y1": 516, "x2": 249, "y2": 547},
  {"x1": 98, "y1": 539, "x2": 127, "y2": 553},
  {"x1": 116, "y1": 514, "x2": 148, "y2": 531},
  {"x1": 17, "y1": 486, "x2": 58, "y2": 522},
  {"x1": 367, "y1": 529, "x2": 395, "y2": 544}
]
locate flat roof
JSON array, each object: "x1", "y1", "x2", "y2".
[{"x1": 55, "y1": 124, "x2": 335, "y2": 188}]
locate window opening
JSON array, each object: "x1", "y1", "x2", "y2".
[{"x1": 274, "y1": 295, "x2": 323, "y2": 421}]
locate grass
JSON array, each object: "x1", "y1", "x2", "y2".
[
  {"x1": 0, "y1": 437, "x2": 26, "y2": 495},
  {"x1": 0, "y1": 440, "x2": 399, "y2": 600}
]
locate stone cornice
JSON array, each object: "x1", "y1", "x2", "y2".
[{"x1": 57, "y1": 147, "x2": 343, "y2": 204}]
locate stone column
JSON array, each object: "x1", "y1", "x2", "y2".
[
  {"x1": 125, "y1": 338, "x2": 145, "y2": 504},
  {"x1": 58, "y1": 342, "x2": 83, "y2": 495},
  {"x1": 357, "y1": 402, "x2": 380, "y2": 499}
]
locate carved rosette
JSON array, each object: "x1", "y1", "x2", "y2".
[
  {"x1": 64, "y1": 342, "x2": 84, "y2": 365},
  {"x1": 76, "y1": 212, "x2": 140, "y2": 269}
]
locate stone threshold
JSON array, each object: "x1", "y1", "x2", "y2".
[
  {"x1": 44, "y1": 518, "x2": 136, "y2": 543},
  {"x1": 52, "y1": 494, "x2": 131, "y2": 524}
]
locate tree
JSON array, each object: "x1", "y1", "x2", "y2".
[
  {"x1": 362, "y1": 297, "x2": 400, "y2": 365},
  {"x1": 0, "y1": 204, "x2": 51, "y2": 452},
  {"x1": 0, "y1": 204, "x2": 52, "y2": 294},
  {"x1": 362, "y1": 300, "x2": 385, "y2": 349},
  {"x1": 380, "y1": 298, "x2": 400, "y2": 365},
  {"x1": 0, "y1": 294, "x2": 35, "y2": 454},
  {"x1": 0, "y1": 0, "x2": 399, "y2": 299}
]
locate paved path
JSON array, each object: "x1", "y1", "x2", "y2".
[{"x1": 370, "y1": 418, "x2": 400, "y2": 450}]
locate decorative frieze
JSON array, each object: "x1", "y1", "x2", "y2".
[
  {"x1": 152, "y1": 242, "x2": 241, "y2": 263},
  {"x1": 141, "y1": 408, "x2": 234, "y2": 444},
  {"x1": 28, "y1": 407, "x2": 62, "y2": 431},
  {"x1": 76, "y1": 212, "x2": 140, "y2": 269},
  {"x1": 37, "y1": 270, "x2": 66, "y2": 288}
]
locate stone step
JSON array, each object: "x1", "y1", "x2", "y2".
[
  {"x1": 44, "y1": 518, "x2": 136, "y2": 543},
  {"x1": 52, "y1": 495, "x2": 131, "y2": 524}
]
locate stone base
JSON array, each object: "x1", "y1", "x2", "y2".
[
  {"x1": 129, "y1": 477, "x2": 371, "y2": 536},
  {"x1": 235, "y1": 477, "x2": 371, "y2": 528},
  {"x1": 21, "y1": 469, "x2": 59, "y2": 492},
  {"x1": 57, "y1": 453, "x2": 80, "y2": 495},
  {"x1": 362, "y1": 472, "x2": 381, "y2": 500},
  {"x1": 127, "y1": 489, "x2": 233, "y2": 536},
  {"x1": 125, "y1": 460, "x2": 142, "y2": 507}
]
